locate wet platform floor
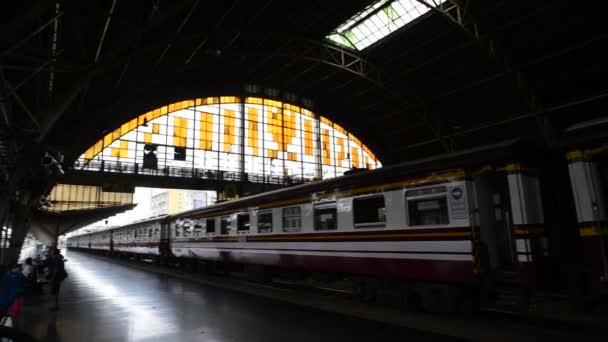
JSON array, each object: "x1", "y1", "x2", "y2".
[{"x1": 22, "y1": 251, "x2": 461, "y2": 342}]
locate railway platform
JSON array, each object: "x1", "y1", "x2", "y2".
[{"x1": 12, "y1": 251, "x2": 607, "y2": 342}]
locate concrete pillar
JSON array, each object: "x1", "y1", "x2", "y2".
[{"x1": 0, "y1": 202, "x2": 33, "y2": 266}]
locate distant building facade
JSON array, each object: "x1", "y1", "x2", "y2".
[{"x1": 151, "y1": 189, "x2": 216, "y2": 216}]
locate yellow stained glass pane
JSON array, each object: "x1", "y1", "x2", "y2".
[
  {"x1": 268, "y1": 149, "x2": 278, "y2": 159},
  {"x1": 223, "y1": 110, "x2": 236, "y2": 152},
  {"x1": 337, "y1": 138, "x2": 345, "y2": 162},
  {"x1": 85, "y1": 148, "x2": 94, "y2": 160},
  {"x1": 111, "y1": 148, "x2": 120, "y2": 157},
  {"x1": 160, "y1": 106, "x2": 167, "y2": 115},
  {"x1": 199, "y1": 112, "x2": 213, "y2": 150},
  {"x1": 103, "y1": 134, "x2": 112, "y2": 148},
  {"x1": 173, "y1": 117, "x2": 188, "y2": 147},
  {"x1": 112, "y1": 128, "x2": 121, "y2": 140},
  {"x1": 288, "y1": 152, "x2": 298, "y2": 161},
  {"x1": 247, "y1": 108, "x2": 259, "y2": 156},
  {"x1": 304, "y1": 120, "x2": 313, "y2": 156},
  {"x1": 120, "y1": 140, "x2": 128, "y2": 149},
  {"x1": 144, "y1": 133, "x2": 152, "y2": 143},
  {"x1": 322, "y1": 129, "x2": 331, "y2": 166},
  {"x1": 351, "y1": 147, "x2": 360, "y2": 168},
  {"x1": 120, "y1": 122, "x2": 130, "y2": 135},
  {"x1": 153, "y1": 124, "x2": 160, "y2": 134},
  {"x1": 129, "y1": 118, "x2": 137, "y2": 130},
  {"x1": 94, "y1": 140, "x2": 103, "y2": 155}
]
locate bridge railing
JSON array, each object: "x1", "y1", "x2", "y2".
[{"x1": 74, "y1": 160, "x2": 310, "y2": 186}]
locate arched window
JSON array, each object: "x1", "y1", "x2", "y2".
[{"x1": 78, "y1": 96, "x2": 381, "y2": 181}]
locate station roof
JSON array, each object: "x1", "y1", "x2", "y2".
[{"x1": 2, "y1": 0, "x2": 607, "y2": 165}]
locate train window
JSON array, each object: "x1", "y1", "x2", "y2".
[
  {"x1": 220, "y1": 216, "x2": 232, "y2": 235},
  {"x1": 193, "y1": 221, "x2": 203, "y2": 236},
  {"x1": 353, "y1": 195, "x2": 386, "y2": 228},
  {"x1": 206, "y1": 218, "x2": 216, "y2": 234},
  {"x1": 314, "y1": 203, "x2": 337, "y2": 231},
  {"x1": 257, "y1": 211, "x2": 273, "y2": 233},
  {"x1": 407, "y1": 197, "x2": 449, "y2": 226},
  {"x1": 183, "y1": 221, "x2": 192, "y2": 237},
  {"x1": 282, "y1": 206, "x2": 302, "y2": 232},
  {"x1": 237, "y1": 214, "x2": 250, "y2": 232}
]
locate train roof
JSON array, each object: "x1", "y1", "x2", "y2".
[
  {"x1": 111, "y1": 215, "x2": 168, "y2": 230},
  {"x1": 171, "y1": 139, "x2": 535, "y2": 219},
  {"x1": 562, "y1": 117, "x2": 608, "y2": 150}
]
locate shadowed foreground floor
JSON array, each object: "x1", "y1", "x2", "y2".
[{"x1": 21, "y1": 251, "x2": 461, "y2": 342}]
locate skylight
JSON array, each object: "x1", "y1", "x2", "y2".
[{"x1": 327, "y1": 0, "x2": 446, "y2": 51}]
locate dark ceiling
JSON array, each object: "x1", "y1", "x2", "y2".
[{"x1": 1, "y1": 0, "x2": 607, "y2": 166}]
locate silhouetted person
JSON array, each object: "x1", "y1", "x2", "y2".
[
  {"x1": 46, "y1": 248, "x2": 68, "y2": 311},
  {"x1": 1, "y1": 264, "x2": 26, "y2": 321}
]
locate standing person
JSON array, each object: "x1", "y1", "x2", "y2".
[
  {"x1": 22, "y1": 258, "x2": 40, "y2": 294},
  {"x1": 46, "y1": 248, "x2": 68, "y2": 311},
  {"x1": 1, "y1": 264, "x2": 26, "y2": 321}
]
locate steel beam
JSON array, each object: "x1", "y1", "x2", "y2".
[{"x1": 415, "y1": 0, "x2": 556, "y2": 146}]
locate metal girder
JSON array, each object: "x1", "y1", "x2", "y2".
[
  {"x1": 416, "y1": 0, "x2": 556, "y2": 146},
  {"x1": 0, "y1": 10, "x2": 64, "y2": 58}
]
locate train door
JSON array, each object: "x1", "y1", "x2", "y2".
[
  {"x1": 568, "y1": 152, "x2": 608, "y2": 294},
  {"x1": 159, "y1": 221, "x2": 171, "y2": 261},
  {"x1": 474, "y1": 171, "x2": 517, "y2": 272}
]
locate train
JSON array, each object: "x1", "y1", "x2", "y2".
[{"x1": 67, "y1": 119, "x2": 608, "y2": 312}]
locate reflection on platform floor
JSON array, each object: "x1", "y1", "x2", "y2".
[{"x1": 22, "y1": 251, "x2": 458, "y2": 342}]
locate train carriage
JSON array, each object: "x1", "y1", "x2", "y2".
[
  {"x1": 168, "y1": 140, "x2": 547, "y2": 294},
  {"x1": 112, "y1": 216, "x2": 166, "y2": 258},
  {"x1": 68, "y1": 140, "x2": 552, "y2": 310},
  {"x1": 563, "y1": 118, "x2": 608, "y2": 298}
]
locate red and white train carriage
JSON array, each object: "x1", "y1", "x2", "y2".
[{"x1": 68, "y1": 140, "x2": 548, "y2": 310}]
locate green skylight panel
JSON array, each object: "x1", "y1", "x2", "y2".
[{"x1": 327, "y1": 0, "x2": 446, "y2": 50}]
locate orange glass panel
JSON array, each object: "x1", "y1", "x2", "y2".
[
  {"x1": 268, "y1": 149, "x2": 278, "y2": 159},
  {"x1": 153, "y1": 123, "x2": 160, "y2": 134},
  {"x1": 144, "y1": 133, "x2": 152, "y2": 143},
  {"x1": 322, "y1": 129, "x2": 331, "y2": 166},
  {"x1": 351, "y1": 147, "x2": 360, "y2": 168},
  {"x1": 103, "y1": 134, "x2": 112, "y2": 148},
  {"x1": 223, "y1": 110, "x2": 235, "y2": 152},
  {"x1": 85, "y1": 147, "x2": 94, "y2": 161},
  {"x1": 112, "y1": 128, "x2": 121, "y2": 140},
  {"x1": 283, "y1": 111, "x2": 297, "y2": 148},
  {"x1": 120, "y1": 122, "x2": 130, "y2": 135},
  {"x1": 199, "y1": 112, "x2": 213, "y2": 150},
  {"x1": 304, "y1": 120, "x2": 313, "y2": 156},
  {"x1": 288, "y1": 152, "x2": 298, "y2": 161},
  {"x1": 173, "y1": 117, "x2": 188, "y2": 147},
  {"x1": 247, "y1": 108, "x2": 259, "y2": 156},
  {"x1": 267, "y1": 107, "x2": 284, "y2": 151},
  {"x1": 94, "y1": 140, "x2": 103, "y2": 155},
  {"x1": 337, "y1": 138, "x2": 345, "y2": 163}
]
